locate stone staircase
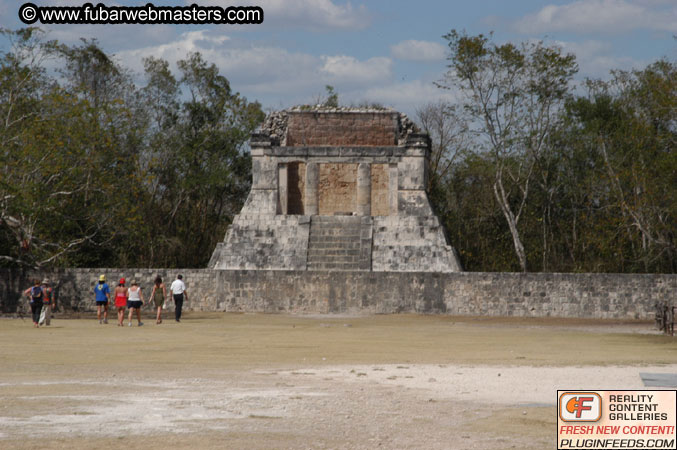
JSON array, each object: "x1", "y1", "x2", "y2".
[{"x1": 307, "y1": 216, "x2": 372, "y2": 271}]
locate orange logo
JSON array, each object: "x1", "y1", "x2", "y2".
[
  {"x1": 559, "y1": 392, "x2": 602, "y2": 422},
  {"x1": 566, "y1": 396, "x2": 594, "y2": 418}
]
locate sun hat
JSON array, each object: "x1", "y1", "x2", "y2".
[
  {"x1": 41, "y1": 278, "x2": 50, "y2": 284},
  {"x1": 119, "y1": 278, "x2": 126, "y2": 285},
  {"x1": 99, "y1": 274, "x2": 106, "y2": 281}
]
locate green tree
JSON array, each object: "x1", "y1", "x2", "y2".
[
  {"x1": 565, "y1": 61, "x2": 676, "y2": 271},
  {"x1": 437, "y1": 31, "x2": 578, "y2": 271},
  {"x1": 139, "y1": 52, "x2": 264, "y2": 267},
  {"x1": 323, "y1": 85, "x2": 338, "y2": 107},
  {"x1": 0, "y1": 27, "x2": 50, "y2": 266},
  {"x1": 415, "y1": 101, "x2": 468, "y2": 190},
  {"x1": 53, "y1": 38, "x2": 146, "y2": 266},
  {"x1": 0, "y1": 29, "x2": 130, "y2": 267},
  {"x1": 0, "y1": 27, "x2": 266, "y2": 269}
]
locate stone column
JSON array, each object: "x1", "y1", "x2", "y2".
[
  {"x1": 388, "y1": 163, "x2": 398, "y2": 216},
  {"x1": 356, "y1": 162, "x2": 371, "y2": 216},
  {"x1": 305, "y1": 162, "x2": 319, "y2": 215},
  {"x1": 278, "y1": 163, "x2": 288, "y2": 215},
  {"x1": 397, "y1": 133, "x2": 433, "y2": 216}
]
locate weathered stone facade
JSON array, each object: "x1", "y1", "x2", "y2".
[
  {"x1": 286, "y1": 111, "x2": 399, "y2": 146},
  {"x1": 1, "y1": 268, "x2": 674, "y2": 320},
  {"x1": 209, "y1": 108, "x2": 462, "y2": 273},
  {"x1": 4, "y1": 110, "x2": 668, "y2": 322}
]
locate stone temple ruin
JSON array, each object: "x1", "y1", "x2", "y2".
[
  {"x1": 4, "y1": 108, "x2": 673, "y2": 317},
  {"x1": 209, "y1": 107, "x2": 462, "y2": 273}
]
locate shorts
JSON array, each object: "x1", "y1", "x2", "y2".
[
  {"x1": 96, "y1": 300, "x2": 108, "y2": 306},
  {"x1": 127, "y1": 300, "x2": 142, "y2": 309}
]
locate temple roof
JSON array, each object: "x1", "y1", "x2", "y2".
[{"x1": 257, "y1": 107, "x2": 420, "y2": 146}]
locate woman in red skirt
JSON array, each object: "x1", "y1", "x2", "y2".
[{"x1": 113, "y1": 278, "x2": 128, "y2": 326}]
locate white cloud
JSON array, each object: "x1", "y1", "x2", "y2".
[
  {"x1": 390, "y1": 40, "x2": 447, "y2": 62},
  {"x1": 193, "y1": 0, "x2": 370, "y2": 31},
  {"x1": 44, "y1": 24, "x2": 177, "y2": 52},
  {"x1": 111, "y1": 28, "x2": 451, "y2": 114},
  {"x1": 117, "y1": 30, "x2": 317, "y2": 86},
  {"x1": 319, "y1": 55, "x2": 392, "y2": 84},
  {"x1": 553, "y1": 39, "x2": 644, "y2": 78},
  {"x1": 357, "y1": 80, "x2": 459, "y2": 116},
  {"x1": 116, "y1": 30, "x2": 395, "y2": 108},
  {"x1": 514, "y1": 0, "x2": 677, "y2": 34}
]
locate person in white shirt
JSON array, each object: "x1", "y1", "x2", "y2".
[
  {"x1": 126, "y1": 280, "x2": 144, "y2": 327},
  {"x1": 169, "y1": 274, "x2": 188, "y2": 322}
]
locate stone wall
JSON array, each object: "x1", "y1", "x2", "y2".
[
  {"x1": 1, "y1": 268, "x2": 674, "y2": 320},
  {"x1": 286, "y1": 111, "x2": 399, "y2": 146},
  {"x1": 210, "y1": 215, "x2": 310, "y2": 270},
  {"x1": 318, "y1": 163, "x2": 357, "y2": 215},
  {"x1": 370, "y1": 163, "x2": 389, "y2": 216},
  {"x1": 308, "y1": 163, "x2": 390, "y2": 216},
  {"x1": 372, "y1": 216, "x2": 461, "y2": 272}
]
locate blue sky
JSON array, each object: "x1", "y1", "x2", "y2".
[{"x1": 1, "y1": 0, "x2": 675, "y2": 116}]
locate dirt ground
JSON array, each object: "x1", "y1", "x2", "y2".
[{"x1": 1, "y1": 312, "x2": 675, "y2": 449}]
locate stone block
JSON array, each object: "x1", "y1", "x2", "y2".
[
  {"x1": 251, "y1": 156, "x2": 278, "y2": 190},
  {"x1": 240, "y1": 190, "x2": 278, "y2": 215},
  {"x1": 397, "y1": 191, "x2": 433, "y2": 216},
  {"x1": 398, "y1": 157, "x2": 426, "y2": 190}
]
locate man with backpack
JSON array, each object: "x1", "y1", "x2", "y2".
[
  {"x1": 23, "y1": 279, "x2": 44, "y2": 328},
  {"x1": 39, "y1": 278, "x2": 54, "y2": 326}
]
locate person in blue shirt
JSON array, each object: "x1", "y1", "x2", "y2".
[
  {"x1": 94, "y1": 274, "x2": 110, "y2": 324},
  {"x1": 23, "y1": 279, "x2": 43, "y2": 328}
]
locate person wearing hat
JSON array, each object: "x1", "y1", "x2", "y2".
[
  {"x1": 94, "y1": 274, "x2": 110, "y2": 324},
  {"x1": 39, "y1": 278, "x2": 54, "y2": 326},
  {"x1": 113, "y1": 278, "x2": 128, "y2": 327}
]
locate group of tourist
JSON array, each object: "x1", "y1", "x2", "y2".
[
  {"x1": 25, "y1": 274, "x2": 187, "y2": 328},
  {"x1": 93, "y1": 274, "x2": 188, "y2": 326},
  {"x1": 23, "y1": 278, "x2": 54, "y2": 328}
]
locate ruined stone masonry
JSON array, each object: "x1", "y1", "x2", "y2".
[
  {"x1": 208, "y1": 108, "x2": 462, "y2": 272},
  {"x1": 2, "y1": 268, "x2": 674, "y2": 319},
  {"x1": 5, "y1": 108, "x2": 671, "y2": 320}
]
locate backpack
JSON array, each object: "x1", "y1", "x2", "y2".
[{"x1": 31, "y1": 286, "x2": 43, "y2": 302}]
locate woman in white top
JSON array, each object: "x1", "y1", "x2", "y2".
[{"x1": 126, "y1": 280, "x2": 144, "y2": 327}]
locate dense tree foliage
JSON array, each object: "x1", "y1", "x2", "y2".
[
  {"x1": 429, "y1": 31, "x2": 675, "y2": 273},
  {"x1": 437, "y1": 31, "x2": 578, "y2": 271},
  {"x1": 0, "y1": 28, "x2": 673, "y2": 272},
  {"x1": 0, "y1": 28, "x2": 263, "y2": 268}
]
